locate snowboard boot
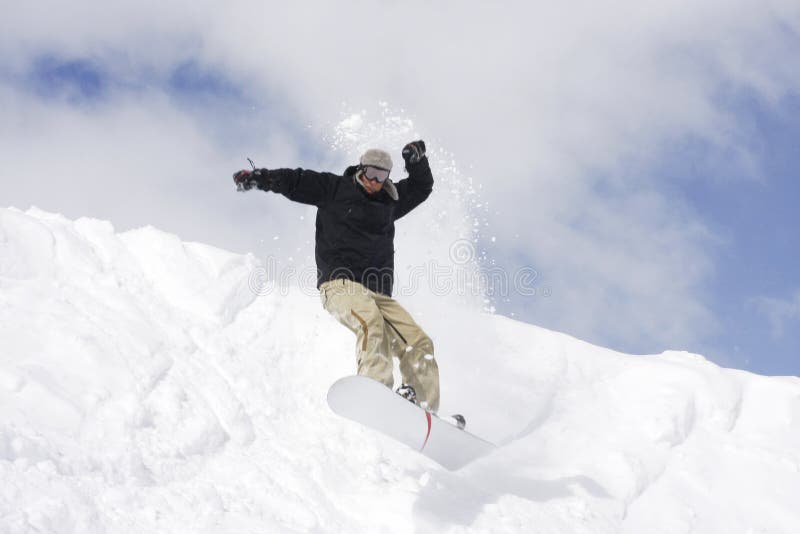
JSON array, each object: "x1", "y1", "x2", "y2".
[{"x1": 395, "y1": 384, "x2": 417, "y2": 404}]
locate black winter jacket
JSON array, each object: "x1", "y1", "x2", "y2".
[{"x1": 258, "y1": 157, "x2": 434, "y2": 296}]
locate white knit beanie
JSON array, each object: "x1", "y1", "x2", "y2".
[{"x1": 359, "y1": 148, "x2": 393, "y2": 170}]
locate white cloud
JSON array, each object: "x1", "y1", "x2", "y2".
[{"x1": 2, "y1": 0, "x2": 800, "y2": 355}]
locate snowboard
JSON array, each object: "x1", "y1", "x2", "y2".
[{"x1": 327, "y1": 375, "x2": 495, "y2": 470}]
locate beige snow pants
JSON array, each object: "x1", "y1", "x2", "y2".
[{"x1": 320, "y1": 278, "x2": 440, "y2": 412}]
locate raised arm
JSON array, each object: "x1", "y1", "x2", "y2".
[
  {"x1": 233, "y1": 167, "x2": 339, "y2": 207},
  {"x1": 394, "y1": 141, "x2": 434, "y2": 220}
]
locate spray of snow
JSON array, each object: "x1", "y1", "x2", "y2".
[{"x1": 326, "y1": 103, "x2": 490, "y2": 310}]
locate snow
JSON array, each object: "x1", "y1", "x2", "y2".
[{"x1": 1, "y1": 206, "x2": 799, "y2": 533}]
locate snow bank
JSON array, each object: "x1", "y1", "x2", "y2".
[{"x1": 1, "y1": 207, "x2": 798, "y2": 533}]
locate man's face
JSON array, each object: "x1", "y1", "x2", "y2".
[{"x1": 360, "y1": 171, "x2": 386, "y2": 195}]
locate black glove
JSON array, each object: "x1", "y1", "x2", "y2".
[
  {"x1": 233, "y1": 168, "x2": 274, "y2": 192},
  {"x1": 233, "y1": 169, "x2": 256, "y2": 191},
  {"x1": 402, "y1": 140, "x2": 426, "y2": 165}
]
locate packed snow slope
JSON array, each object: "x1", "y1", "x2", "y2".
[{"x1": 1, "y1": 207, "x2": 799, "y2": 534}]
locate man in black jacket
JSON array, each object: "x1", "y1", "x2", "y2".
[{"x1": 233, "y1": 141, "x2": 440, "y2": 412}]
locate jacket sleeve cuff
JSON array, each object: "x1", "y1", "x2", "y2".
[
  {"x1": 405, "y1": 155, "x2": 430, "y2": 175},
  {"x1": 406, "y1": 156, "x2": 433, "y2": 185}
]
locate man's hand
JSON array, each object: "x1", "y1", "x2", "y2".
[
  {"x1": 233, "y1": 169, "x2": 256, "y2": 191},
  {"x1": 402, "y1": 140, "x2": 426, "y2": 165},
  {"x1": 233, "y1": 168, "x2": 273, "y2": 192}
]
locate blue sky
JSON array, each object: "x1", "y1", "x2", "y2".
[
  {"x1": 682, "y1": 94, "x2": 800, "y2": 375},
  {"x1": 1, "y1": 2, "x2": 798, "y2": 377}
]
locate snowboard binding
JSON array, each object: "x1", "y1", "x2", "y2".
[
  {"x1": 395, "y1": 384, "x2": 417, "y2": 404},
  {"x1": 395, "y1": 384, "x2": 467, "y2": 430},
  {"x1": 449, "y1": 414, "x2": 466, "y2": 430}
]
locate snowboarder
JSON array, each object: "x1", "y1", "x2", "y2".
[{"x1": 233, "y1": 141, "x2": 441, "y2": 413}]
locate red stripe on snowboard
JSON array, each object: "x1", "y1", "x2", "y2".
[{"x1": 421, "y1": 412, "x2": 432, "y2": 451}]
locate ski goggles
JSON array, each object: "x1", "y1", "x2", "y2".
[{"x1": 361, "y1": 165, "x2": 391, "y2": 183}]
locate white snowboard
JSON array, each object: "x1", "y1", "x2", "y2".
[{"x1": 327, "y1": 375, "x2": 495, "y2": 470}]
